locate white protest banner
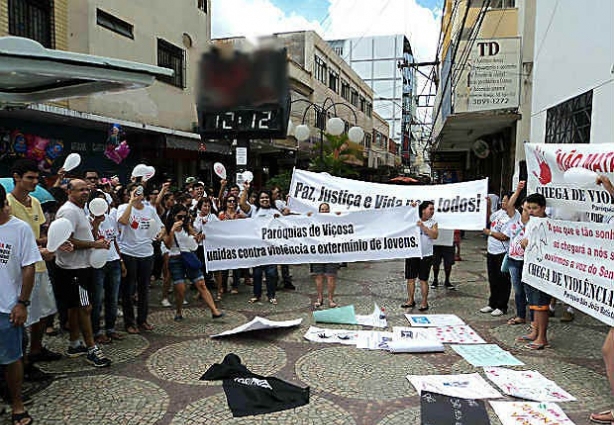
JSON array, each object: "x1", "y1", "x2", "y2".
[
  {"x1": 288, "y1": 169, "x2": 488, "y2": 230},
  {"x1": 526, "y1": 143, "x2": 614, "y2": 218},
  {"x1": 204, "y1": 207, "x2": 420, "y2": 271},
  {"x1": 522, "y1": 217, "x2": 614, "y2": 326}
]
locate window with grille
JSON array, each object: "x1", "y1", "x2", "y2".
[
  {"x1": 328, "y1": 70, "x2": 339, "y2": 93},
  {"x1": 157, "y1": 39, "x2": 186, "y2": 88},
  {"x1": 490, "y1": 0, "x2": 516, "y2": 9},
  {"x1": 359, "y1": 96, "x2": 366, "y2": 113},
  {"x1": 314, "y1": 55, "x2": 327, "y2": 84},
  {"x1": 545, "y1": 90, "x2": 592, "y2": 144},
  {"x1": 365, "y1": 133, "x2": 372, "y2": 149},
  {"x1": 97, "y1": 9, "x2": 133, "y2": 39},
  {"x1": 9, "y1": 0, "x2": 55, "y2": 48},
  {"x1": 197, "y1": 0, "x2": 207, "y2": 12},
  {"x1": 341, "y1": 80, "x2": 350, "y2": 101},
  {"x1": 366, "y1": 102, "x2": 372, "y2": 117}
]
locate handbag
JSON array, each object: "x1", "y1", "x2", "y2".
[
  {"x1": 500, "y1": 224, "x2": 525, "y2": 273},
  {"x1": 174, "y1": 234, "x2": 202, "y2": 270}
]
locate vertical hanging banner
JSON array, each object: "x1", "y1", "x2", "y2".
[
  {"x1": 204, "y1": 207, "x2": 421, "y2": 271},
  {"x1": 522, "y1": 217, "x2": 614, "y2": 326},
  {"x1": 525, "y1": 143, "x2": 614, "y2": 217},
  {"x1": 287, "y1": 169, "x2": 488, "y2": 230}
]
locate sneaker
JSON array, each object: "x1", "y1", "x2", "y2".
[
  {"x1": 117, "y1": 309, "x2": 123, "y2": 318},
  {"x1": 86, "y1": 346, "x2": 111, "y2": 368},
  {"x1": 161, "y1": 298, "x2": 171, "y2": 307},
  {"x1": 66, "y1": 344, "x2": 88, "y2": 358},
  {"x1": 479, "y1": 306, "x2": 494, "y2": 313},
  {"x1": 183, "y1": 299, "x2": 189, "y2": 305},
  {"x1": 430, "y1": 280, "x2": 439, "y2": 289},
  {"x1": 174, "y1": 315, "x2": 184, "y2": 322},
  {"x1": 29, "y1": 346, "x2": 62, "y2": 363},
  {"x1": 491, "y1": 308, "x2": 504, "y2": 316},
  {"x1": 444, "y1": 282, "x2": 456, "y2": 291},
  {"x1": 560, "y1": 310, "x2": 575, "y2": 322}
]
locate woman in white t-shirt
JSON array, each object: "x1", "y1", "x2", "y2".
[
  {"x1": 480, "y1": 183, "x2": 523, "y2": 317},
  {"x1": 503, "y1": 198, "x2": 530, "y2": 325},
  {"x1": 402, "y1": 201, "x2": 438, "y2": 312}
]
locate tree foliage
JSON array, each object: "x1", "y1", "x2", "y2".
[{"x1": 308, "y1": 133, "x2": 363, "y2": 177}]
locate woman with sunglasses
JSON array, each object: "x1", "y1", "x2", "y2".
[
  {"x1": 218, "y1": 195, "x2": 246, "y2": 295},
  {"x1": 193, "y1": 198, "x2": 222, "y2": 299},
  {"x1": 161, "y1": 204, "x2": 223, "y2": 322}
]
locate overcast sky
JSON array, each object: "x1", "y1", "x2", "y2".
[{"x1": 211, "y1": 0, "x2": 442, "y2": 62}]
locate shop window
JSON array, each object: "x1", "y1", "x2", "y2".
[
  {"x1": 157, "y1": 39, "x2": 186, "y2": 88},
  {"x1": 97, "y1": 9, "x2": 133, "y2": 39},
  {"x1": 9, "y1": 0, "x2": 55, "y2": 48},
  {"x1": 545, "y1": 90, "x2": 592, "y2": 144}
]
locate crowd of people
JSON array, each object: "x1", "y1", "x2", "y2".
[{"x1": 1, "y1": 159, "x2": 612, "y2": 425}]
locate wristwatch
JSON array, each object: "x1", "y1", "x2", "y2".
[{"x1": 17, "y1": 299, "x2": 31, "y2": 307}]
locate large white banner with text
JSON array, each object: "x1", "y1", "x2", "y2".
[
  {"x1": 522, "y1": 217, "x2": 614, "y2": 326},
  {"x1": 288, "y1": 169, "x2": 488, "y2": 230},
  {"x1": 526, "y1": 143, "x2": 614, "y2": 219},
  {"x1": 204, "y1": 207, "x2": 421, "y2": 271}
]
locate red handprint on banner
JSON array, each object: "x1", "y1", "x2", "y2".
[{"x1": 532, "y1": 146, "x2": 552, "y2": 185}]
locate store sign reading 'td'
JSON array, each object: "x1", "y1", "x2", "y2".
[{"x1": 455, "y1": 37, "x2": 521, "y2": 113}]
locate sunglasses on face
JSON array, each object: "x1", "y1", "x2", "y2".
[{"x1": 176, "y1": 215, "x2": 187, "y2": 219}]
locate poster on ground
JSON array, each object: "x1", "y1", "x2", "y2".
[
  {"x1": 484, "y1": 367, "x2": 576, "y2": 402},
  {"x1": 288, "y1": 169, "x2": 488, "y2": 230},
  {"x1": 433, "y1": 325, "x2": 486, "y2": 344},
  {"x1": 421, "y1": 391, "x2": 490, "y2": 425},
  {"x1": 489, "y1": 401, "x2": 575, "y2": 425},
  {"x1": 451, "y1": 344, "x2": 524, "y2": 367},
  {"x1": 407, "y1": 373, "x2": 502, "y2": 399},
  {"x1": 405, "y1": 314, "x2": 466, "y2": 327},
  {"x1": 204, "y1": 206, "x2": 420, "y2": 271},
  {"x1": 522, "y1": 217, "x2": 614, "y2": 326},
  {"x1": 210, "y1": 317, "x2": 302, "y2": 338}
]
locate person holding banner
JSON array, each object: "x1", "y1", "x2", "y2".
[
  {"x1": 480, "y1": 185, "x2": 523, "y2": 317},
  {"x1": 517, "y1": 193, "x2": 551, "y2": 350},
  {"x1": 590, "y1": 175, "x2": 614, "y2": 425},
  {"x1": 239, "y1": 183, "x2": 280, "y2": 305},
  {"x1": 309, "y1": 203, "x2": 340, "y2": 308},
  {"x1": 161, "y1": 204, "x2": 224, "y2": 322},
  {"x1": 217, "y1": 195, "x2": 246, "y2": 295},
  {"x1": 402, "y1": 201, "x2": 438, "y2": 311}
]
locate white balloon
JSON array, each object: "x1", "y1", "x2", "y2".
[
  {"x1": 62, "y1": 153, "x2": 81, "y2": 172},
  {"x1": 131, "y1": 163, "x2": 148, "y2": 178},
  {"x1": 47, "y1": 218, "x2": 73, "y2": 252},
  {"x1": 146, "y1": 218, "x2": 162, "y2": 239},
  {"x1": 326, "y1": 117, "x2": 345, "y2": 136},
  {"x1": 294, "y1": 124, "x2": 311, "y2": 142},
  {"x1": 564, "y1": 167, "x2": 598, "y2": 188},
  {"x1": 242, "y1": 171, "x2": 254, "y2": 183},
  {"x1": 89, "y1": 198, "x2": 108, "y2": 216},
  {"x1": 89, "y1": 249, "x2": 107, "y2": 269},
  {"x1": 348, "y1": 126, "x2": 364, "y2": 143},
  {"x1": 142, "y1": 166, "x2": 156, "y2": 181},
  {"x1": 213, "y1": 162, "x2": 227, "y2": 179}
]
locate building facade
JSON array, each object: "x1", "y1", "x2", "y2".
[
  {"x1": 432, "y1": 0, "x2": 522, "y2": 190},
  {"x1": 0, "y1": 0, "x2": 217, "y2": 184},
  {"x1": 327, "y1": 35, "x2": 416, "y2": 168}
]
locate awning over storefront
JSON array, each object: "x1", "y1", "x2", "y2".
[{"x1": 165, "y1": 135, "x2": 231, "y2": 155}]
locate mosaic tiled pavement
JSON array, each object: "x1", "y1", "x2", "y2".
[{"x1": 7, "y1": 233, "x2": 611, "y2": 424}]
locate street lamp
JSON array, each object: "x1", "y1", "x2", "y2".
[{"x1": 290, "y1": 98, "x2": 365, "y2": 164}]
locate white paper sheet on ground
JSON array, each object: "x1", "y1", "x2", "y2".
[
  {"x1": 405, "y1": 314, "x2": 465, "y2": 327},
  {"x1": 355, "y1": 331, "x2": 394, "y2": 350},
  {"x1": 451, "y1": 345, "x2": 524, "y2": 367},
  {"x1": 389, "y1": 327, "x2": 444, "y2": 353},
  {"x1": 407, "y1": 373, "x2": 502, "y2": 399},
  {"x1": 484, "y1": 367, "x2": 576, "y2": 402},
  {"x1": 355, "y1": 303, "x2": 387, "y2": 328},
  {"x1": 210, "y1": 317, "x2": 302, "y2": 338},
  {"x1": 433, "y1": 325, "x2": 486, "y2": 344},
  {"x1": 489, "y1": 401, "x2": 575, "y2": 425},
  {"x1": 303, "y1": 326, "x2": 364, "y2": 346}
]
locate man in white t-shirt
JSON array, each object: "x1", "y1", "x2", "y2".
[
  {"x1": 55, "y1": 179, "x2": 111, "y2": 368},
  {"x1": 0, "y1": 184, "x2": 41, "y2": 424},
  {"x1": 117, "y1": 183, "x2": 163, "y2": 334}
]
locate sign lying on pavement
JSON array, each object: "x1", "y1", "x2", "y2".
[
  {"x1": 210, "y1": 317, "x2": 302, "y2": 338},
  {"x1": 204, "y1": 207, "x2": 420, "y2": 271},
  {"x1": 288, "y1": 169, "x2": 488, "y2": 230},
  {"x1": 484, "y1": 367, "x2": 576, "y2": 402}
]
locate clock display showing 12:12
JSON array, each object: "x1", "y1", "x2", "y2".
[{"x1": 212, "y1": 110, "x2": 279, "y2": 131}]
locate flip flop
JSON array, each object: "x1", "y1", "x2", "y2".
[
  {"x1": 11, "y1": 411, "x2": 34, "y2": 425},
  {"x1": 313, "y1": 299, "x2": 323, "y2": 308},
  {"x1": 525, "y1": 342, "x2": 546, "y2": 350},
  {"x1": 507, "y1": 317, "x2": 526, "y2": 325},
  {"x1": 589, "y1": 409, "x2": 614, "y2": 424},
  {"x1": 515, "y1": 335, "x2": 535, "y2": 342}
]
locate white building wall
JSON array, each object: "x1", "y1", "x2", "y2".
[{"x1": 530, "y1": 0, "x2": 614, "y2": 145}]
